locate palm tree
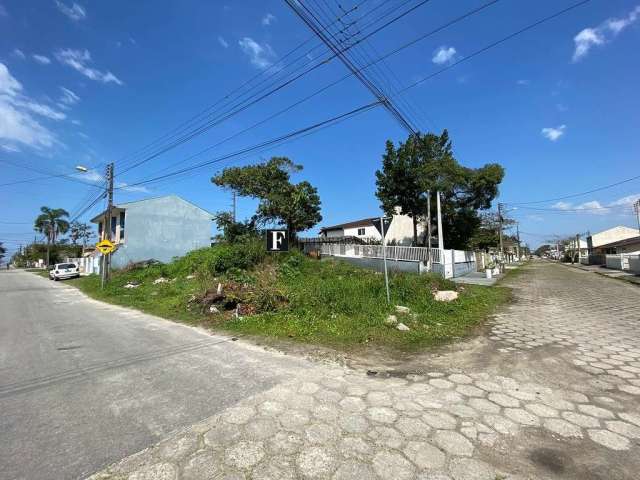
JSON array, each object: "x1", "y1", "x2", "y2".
[
  {"x1": 34, "y1": 207, "x2": 70, "y2": 244},
  {"x1": 34, "y1": 207, "x2": 70, "y2": 266}
]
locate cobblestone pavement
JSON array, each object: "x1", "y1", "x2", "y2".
[{"x1": 89, "y1": 262, "x2": 640, "y2": 480}]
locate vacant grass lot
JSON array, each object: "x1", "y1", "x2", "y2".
[{"x1": 47, "y1": 246, "x2": 513, "y2": 352}]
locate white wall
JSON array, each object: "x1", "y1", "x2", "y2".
[
  {"x1": 590, "y1": 226, "x2": 638, "y2": 248},
  {"x1": 385, "y1": 214, "x2": 427, "y2": 246},
  {"x1": 343, "y1": 224, "x2": 381, "y2": 240}
]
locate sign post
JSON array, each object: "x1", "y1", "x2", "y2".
[
  {"x1": 95, "y1": 239, "x2": 115, "y2": 289},
  {"x1": 380, "y1": 217, "x2": 390, "y2": 304}
]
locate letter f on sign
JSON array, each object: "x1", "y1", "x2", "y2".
[{"x1": 271, "y1": 231, "x2": 285, "y2": 250}]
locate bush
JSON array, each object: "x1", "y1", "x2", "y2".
[{"x1": 168, "y1": 237, "x2": 265, "y2": 279}]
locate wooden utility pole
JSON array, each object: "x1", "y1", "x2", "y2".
[
  {"x1": 634, "y1": 199, "x2": 640, "y2": 235},
  {"x1": 576, "y1": 233, "x2": 581, "y2": 263},
  {"x1": 101, "y1": 163, "x2": 114, "y2": 289},
  {"x1": 516, "y1": 222, "x2": 521, "y2": 260}
]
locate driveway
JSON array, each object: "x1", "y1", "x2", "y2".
[{"x1": 3, "y1": 263, "x2": 640, "y2": 479}]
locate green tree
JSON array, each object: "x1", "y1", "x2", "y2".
[
  {"x1": 34, "y1": 207, "x2": 70, "y2": 244},
  {"x1": 69, "y1": 221, "x2": 94, "y2": 247},
  {"x1": 468, "y1": 212, "x2": 516, "y2": 251},
  {"x1": 375, "y1": 138, "x2": 428, "y2": 245},
  {"x1": 376, "y1": 130, "x2": 504, "y2": 249},
  {"x1": 213, "y1": 211, "x2": 258, "y2": 243},
  {"x1": 0, "y1": 241, "x2": 6, "y2": 264},
  {"x1": 212, "y1": 157, "x2": 322, "y2": 241}
]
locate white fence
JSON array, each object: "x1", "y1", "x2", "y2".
[
  {"x1": 65, "y1": 256, "x2": 101, "y2": 275},
  {"x1": 605, "y1": 254, "x2": 640, "y2": 274},
  {"x1": 318, "y1": 243, "x2": 482, "y2": 279},
  {"x1": 320, "y1": 243, "x2": 442, "y2": 264}
]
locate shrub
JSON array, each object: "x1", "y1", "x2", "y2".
[{"x1": 169, "y1": 237, "x2": 266, "y2": 279}]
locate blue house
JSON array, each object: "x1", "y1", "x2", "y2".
[{"x1": 91, "y1": 195, "x2": 213, "y2": 269}]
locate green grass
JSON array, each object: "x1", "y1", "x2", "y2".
[
  {"x1": 40, "y1": 244, "x2": 513, "y2": 352},
  {"x1": 225, "y1": 257, "x2": 511, "y2": 351}
]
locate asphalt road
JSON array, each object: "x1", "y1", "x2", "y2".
[{"x1": 0, "y1": 270, "x2": 311, "y2": 480}]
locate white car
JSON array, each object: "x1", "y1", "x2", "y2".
[{"x1": 49, "y1": 263, "x2": 80, "y2": 281}]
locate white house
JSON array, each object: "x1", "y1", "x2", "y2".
[
  {"x1": 587, "y1": 226, "x2": 639, "y2": 252},
  {"x1": 319, "y1": 212, "x2": 429, "y2": 246}
]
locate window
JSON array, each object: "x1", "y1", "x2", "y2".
[
  {"x1": 111, "y1": 216, "x2": 117, "y2": 238},
  {"x1": 357, "y1": 227, "x2": 365, "y2": 236},
  {"x1": 98, "y1": 221, "x2": 103, "y2": 238},
  {"x1": 119, "y1": 211, "x2": 125, "y2": 241}
]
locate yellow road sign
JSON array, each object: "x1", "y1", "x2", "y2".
[{"x1": 96, "y1": 239, "x2": 115, "y2": 254}]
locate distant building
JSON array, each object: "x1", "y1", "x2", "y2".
[
  {"x1": 319, "y1": 212, "x2": 429, "y2": 246},
  {"x1": 594, "y1": 235, "x2": 640, "y2": 255},
  {"x1": 90, "y1": 195, "x2": 213, "y2": 268},
  {"x1": 587, "y1": 226, "x2": 639, "y2": 254}
]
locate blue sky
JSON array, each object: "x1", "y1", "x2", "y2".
[{"x1": 1, "y1": 0, "x2": 639, "y2": 257}]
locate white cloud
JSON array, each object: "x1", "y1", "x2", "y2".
[
  {"x1": 117, "y1": 181, "x2": 149, "y2": 193},
  {"x1": 12, "y1": 48, "x2": 25, "y2": 60},
  {"x1": 608, "y1": 193, "x2": 640, "y2": 207},
  {"x1": 541, "y1": 125, "x2": 566, "y2": 141},
  {"x1": 238, "y1": 37, "x2": 276, "y2": 69},
  {"x1": 516, "y1": 79, "x2": 530, "y2": 86},
  {"x1": 572, "y1": 6, "x2": 640, "y2": 62},
  {"x1": 32, "y1": 54, "x2": 51, "y2": 65},
  {"x1": 0, "y1": 63, "x2": 60, "y2": 150},
  {"x1": 432, "y1": 46, "x2": 458, "y2": 65},
  {"x1": 55, "y1": 1, "x2": 86, "y2": 21},
  {"x1": 59, "y1": 86, "x2": 80, "y2": 106},
  {"x1": 75, "y1": 169, "x2": 103, "y2": 183},
  {"x1": 12, "y1": 99, "x2": 66, "y2": 120},
  {"x1": 550, "y1": 194, "x2": 640, "y2": 215},
  {"x1": 71, "y1": 119, "x2": 82, "y2": 125},
  {"x1": 0, "y1": 4, "x2": 8, "y2": 16},
  {"x1": 55, "y1": 48, "x2": 123, "y2": 85},
  {"x1": 572, "y1": 28, "x2": 605, "y2": 62},
  {"x1": 218, "y1": 36, "x2": 229, "y2": 48},
  {"x1": 262, "y1": 13, "x2": 276, "y2": 26}
]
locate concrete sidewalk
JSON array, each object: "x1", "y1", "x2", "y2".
[{"x1": 565, "y1": 262, "x2": 640, "y2": 285}]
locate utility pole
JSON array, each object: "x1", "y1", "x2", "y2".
[
  {"x1": 101, "y1": 163, "x2": 114, "y2": 289},
  {"x1": 634, "y1": 199, "x2": 640, "y2": 235},
  {"x1": 497, "y1": 203, "x2": 504, "y2": 261},
  {"x1": 576, "y1": 233, "x2": 581, "y2": 263},
  {"x1": 436, "y1": 191, "x2": 444, "y2": 251},
  {"x1": 516, "y1": 222, "x2": 521, "y2": 260},
  {"x1": 232, "y1": 190, "x2": 237, "y2": 223},
  {"x1": 427, "y1": 190, "x2": 432, "y2": 271}
]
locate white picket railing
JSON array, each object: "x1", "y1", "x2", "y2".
[{"x1": 320, "y1": 243, "x2": 442, "y2": 264}]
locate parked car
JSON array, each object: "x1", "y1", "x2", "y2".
[{"x1": 49, "y1": 263, "x2": 80, "y2": 281}]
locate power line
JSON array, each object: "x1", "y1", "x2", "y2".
[
  {"x1": 122, "y1": 101, "x2": 381, "y2": 189},
  {"x1": 117, "y1": 0, "x2": 430, "y2": 177},
  {"x1": 119, "y1": 0, "x2": 502, "y2": 188},
  {"x1": 114, "y1": 0, "x2": 374, "y2": 173},
  {"x1": 506, "y1": 173, "x2": 640, "y2": 206},
  {"x1": 398, "y1": 0, "x2": 592, "y2": 94},
  {"x1": 286, "y1": 0, "x2": 427, "y2": 133}
]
